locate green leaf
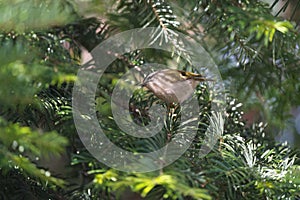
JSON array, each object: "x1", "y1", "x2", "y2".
[{"x1": 0, "y1": 0, "x2": 77, "y2": 32}]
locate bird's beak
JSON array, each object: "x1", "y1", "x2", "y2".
[{"x1": 186, "y1": 72, "x2": 214, "y2": 82}]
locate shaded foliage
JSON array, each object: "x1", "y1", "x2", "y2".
[{"x1": 0, "y1": 0, "x2": 299, "y2": 200}]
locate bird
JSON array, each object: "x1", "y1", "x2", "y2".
[{"x1": 142, "y1": 69, "x2": 213, "y2": 104}]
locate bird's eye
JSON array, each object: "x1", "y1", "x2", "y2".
[{"x1": 180, "y1": 71, "x2": 186, "y2": 76}]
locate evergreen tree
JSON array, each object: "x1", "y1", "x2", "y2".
[{"x1": 0, "y1": 0, "x2": 299, "y2": 199}]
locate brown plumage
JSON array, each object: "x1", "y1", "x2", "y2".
[{"x1": 142, "y1": 69, "x2": 212, "y2": 104}]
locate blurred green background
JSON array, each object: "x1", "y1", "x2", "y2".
[{"x1": 0, "y1": 0, "x2": 299, "y2": 199}]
